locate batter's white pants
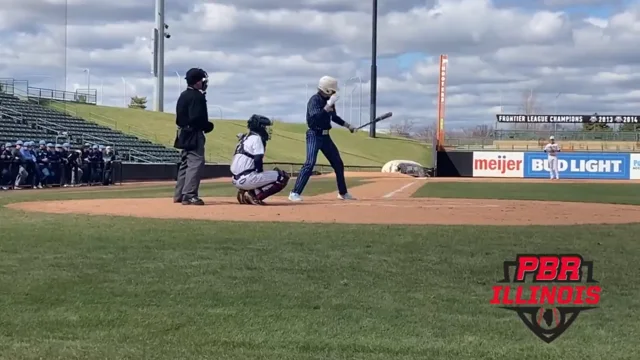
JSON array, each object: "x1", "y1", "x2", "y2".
[
  {"x1": 232, "y1": 170, "x2": 280, "y2": 191},
  {"x1": 548, "y1": 157, "x2": 559, "y2": 179}
]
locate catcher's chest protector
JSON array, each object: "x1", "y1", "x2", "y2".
[{"x1": 234, "y1": 134, "x2": 255, "y2": 159}]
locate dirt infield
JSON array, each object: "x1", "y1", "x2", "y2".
[{"x1": 7, "y1": 173, "x2": 640, "y2": 225}]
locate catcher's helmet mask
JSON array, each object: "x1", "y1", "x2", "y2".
[{"x1": 247, "y1": 114, "x2": 273, "y2": 146}]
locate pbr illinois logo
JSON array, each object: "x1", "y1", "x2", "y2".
[{"x1": 490, "y1": 254, "x2": 601, "y2": 343}]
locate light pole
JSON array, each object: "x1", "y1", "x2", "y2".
[
  {"x1": 152, "y1": 0, "x2": 170, "y2": 112},
  {"x1": 554, "y1": 92, "x2": 561, "y2": 133},
  {"x1": 369, "y1": 0, "x2": 378, "y2": 138},
  {"x1": 63, "y1": 0, "x2": 68, "y2": 92},
  {"x1": 554, "y1": 92, "x2": 561, "y2": 114},
  {"x1": 121, "y1": 77, "x2": 127, "y2": 107},
  {"x1": 344, "y1": 76, "x2": 362, "y2": 126},
  {"x1": 175, "y1": 71, "x2": 182, "y2": 94},
  {"x1": 207, "y1": 105, "x2": 223, "y2": 119},
  {"x1": 83, "y1": 68, "x2": 90, "y2": 91}
]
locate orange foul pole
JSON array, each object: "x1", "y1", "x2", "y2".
[{"x1": 436, "y1": 54, "x2": 448, "y2": 151}]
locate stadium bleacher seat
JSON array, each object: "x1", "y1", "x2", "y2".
[{"x1": 0, "y1": 92, "x2": 179, "y2": 163}]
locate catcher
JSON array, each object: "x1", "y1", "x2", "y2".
[{"x1": 230, "y1": 114, "x2": 290, "y2": 205}]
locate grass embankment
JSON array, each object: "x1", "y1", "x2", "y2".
[{"x1": 48, "y1": 102, "x2": 431, "y2": 166}]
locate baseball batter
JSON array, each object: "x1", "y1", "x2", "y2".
[
  {"x1": 230, "y1": 114, "x2": 290, "y2": 205},
  {"x1": 288, "y1": 75, "x2": 357, "y2": 202},
  {"x1": 544, "y1": 136, "x2": 561, "y2": 179}
]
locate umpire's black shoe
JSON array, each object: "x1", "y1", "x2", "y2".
[{"x1": 182, "y1": 196, "x2": 205, "y2": 206}]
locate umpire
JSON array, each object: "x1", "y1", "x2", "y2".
[{"x1": 173, "y1": 68, "x2": 214, "y2": 205}]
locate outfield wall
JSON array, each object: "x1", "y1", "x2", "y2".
[{"x1": 437, "y1": 151, "x2": 640, "y2": 179}]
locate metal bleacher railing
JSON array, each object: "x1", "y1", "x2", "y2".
[
  {"x1": 0, "y1": 78, "x2": 180, "y2": 163},
  {"x1": 0, "y1": 78, "x2": 97, "y2": 104},
  {"x1": 0, "y1": 104, "x2": 23, "y2": 120}
]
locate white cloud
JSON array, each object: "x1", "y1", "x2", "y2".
[{"x1": 1, "y1": 0, "x2": 640, "y2": 129}]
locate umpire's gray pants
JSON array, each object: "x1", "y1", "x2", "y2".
[{"x1": 174, "y1": 131, "x2": 205, "y2": 201}]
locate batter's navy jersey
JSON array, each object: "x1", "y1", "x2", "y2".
[{"x1": 306, "y1": 92, "x2": 346, "y2": 131}]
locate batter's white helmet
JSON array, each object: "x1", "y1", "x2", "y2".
[{"x1": 318, "y1": 76, "x2": 339, "y2": 96}]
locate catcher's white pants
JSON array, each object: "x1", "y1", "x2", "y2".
[
  {"x1": 232, "y1": 170, "x2": 280, "y2": 191},
  {"x1": 548, "y1": 157, "x2": 559, "y2": 179}
]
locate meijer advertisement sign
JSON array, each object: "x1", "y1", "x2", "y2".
[{"x1": 472, "y1": 152, "x2": 524, "y2": 178}]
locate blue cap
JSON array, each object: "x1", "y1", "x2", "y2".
[
  {"x1": 98, "y1": 145, "x2": 105, "y2": 149},
  {"x1": 55, "y1": 144, "x2": 62, "y2": 148},
  {"x1": 5, "y1": 142, "x2": 11, "y2": 147},
  {"x1": 84, "y1": 143, "x2": 90, "y2": 146},
  {"x1": 62, "y1": 143, "x2": 70, "y2": 148},
  {"x1": 16, "y1": 140, "x2": 23, "y2": 145},
  {"x1": 46, "y1": 143, "x2": 53, "y2": 147},
  {"x1": 24, "y1": 141, "x2": 31, "y2": 146},
  {"x1": 39, "y1": 140, "x2": 46, "y2": 145},
  {"x1": 92, "y1": 145, "x2": 98, "y2": 149}
]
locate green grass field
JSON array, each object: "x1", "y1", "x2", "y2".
[
  {"x1": 412, "y1": 181, "x2": 640, "y2": 205},
  {"x1": 47, "y1": 102, "x2": 431, "y2": 166},
  {"x1": 1, "y1": 181, "x2": 639, "y2": 359}
]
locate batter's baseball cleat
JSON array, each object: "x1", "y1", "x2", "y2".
[
  {"x1": 337, "y1": 193, "x2": 355, "y2": 200},
  {"x1": 288, "y1": 192, "x2": 303, "y2": 202}
]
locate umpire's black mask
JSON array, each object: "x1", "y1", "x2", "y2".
[{"x1": 185, "y1": 68, "x2": 209, "y2": 92}]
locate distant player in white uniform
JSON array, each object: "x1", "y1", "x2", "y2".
[
  {"x1": 544, "y1": 135, "x2": 560, "y2": 180},
  {"x1": 230, "y1": 114, "x2": 290, "y2": 205}
]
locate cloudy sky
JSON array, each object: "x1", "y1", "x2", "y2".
[{"x1": 1, "y1": 0, "x2": 639, "y2": 129}]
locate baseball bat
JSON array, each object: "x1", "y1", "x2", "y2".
[{"x1": 356, "y1": 112, "x2": 393, "y2": 130}]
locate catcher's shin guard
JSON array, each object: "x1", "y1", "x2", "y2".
[
  {"x1": 253, "y1": 169, "x2": 290, "y2": 202},
  {"x1": 278, "y1": 169, "x2": 290, "y2": 186}
]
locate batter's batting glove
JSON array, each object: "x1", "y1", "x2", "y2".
[
  {"x1": 324, "y1": 95, "x2": 339, "y2": 111},
  {"x1": 345, "y1": 123, "x2": 356, "y2": 133}
]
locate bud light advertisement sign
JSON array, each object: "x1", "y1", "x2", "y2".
[{"x1": 523, "y1": 152, "x2": 630, "y2": 179}]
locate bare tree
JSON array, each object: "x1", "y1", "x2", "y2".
[
  {"x1": 517, "y1": 90, "x2": 544, "y2": 114},
  {"x1": 414, "y1": 124, "x2": 436, "y2": 141},
  {"x1": 471, "y1": 124, "x2": 494, "y2": 137},
  {"x1": 514, "y1": 90, "x2": 545, "y2": 130},
  {"x1": 389, "y1": 119, "x2": 415, "y2": 138}
]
